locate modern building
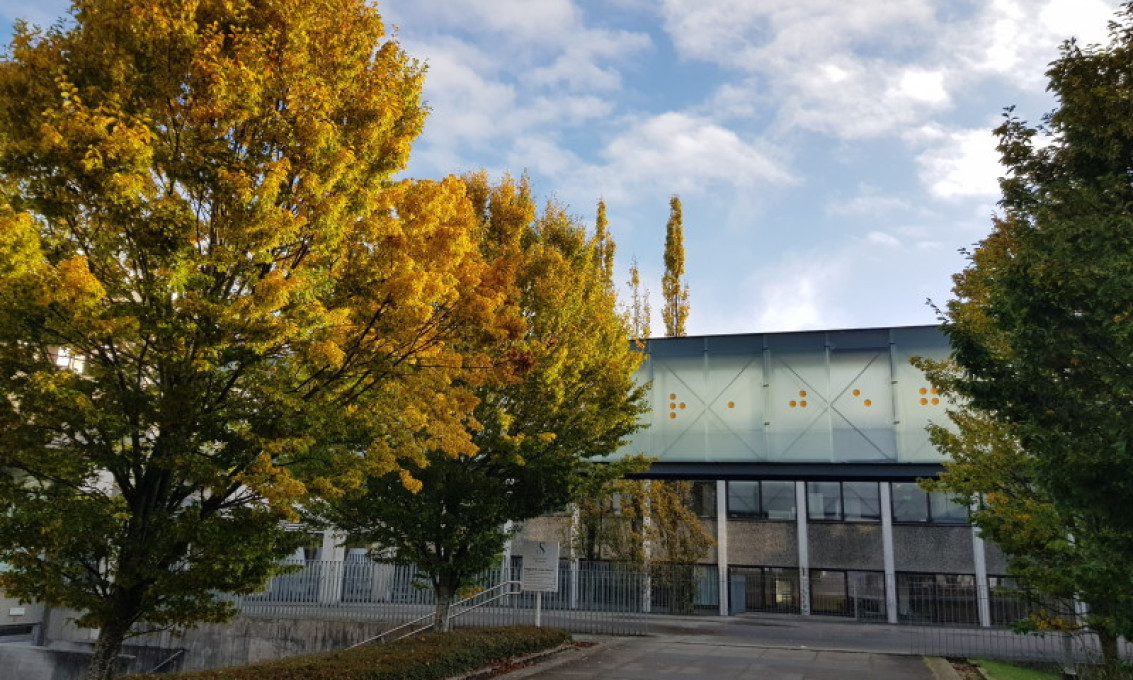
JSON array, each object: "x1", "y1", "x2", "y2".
[{"x1": 518, "y1": 324, "x2": 1013, "y2": 626}]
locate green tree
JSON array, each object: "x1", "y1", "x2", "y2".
[
  {"x1": 918, "y1": 360, "x2": 1127, "y2": 661},
  {"x1": 661, "y1": 195, "x2": 689, "y2": 337},
  {"x1": 312, "y1": 174, "x2": 648, "y2": 632},
  {"x1": 0, "y1": 2, "x2": 507, "y2": 677},
  {"x1": 926, "y1": 3, "x2": 1133, "y2": 658}
]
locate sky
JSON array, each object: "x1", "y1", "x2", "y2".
[{"x1": 0, "y1": 0, "x2": 1124, "y2": 336}]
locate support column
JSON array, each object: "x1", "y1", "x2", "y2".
[
  {"x1": 716, "y1": 479, "x2": 729, "y2": 616},
  {"x1": 796, "y1": 481, "x2": 810, "y2": 616},
  {"x1": 501, "y1": 520, "x2": 515, "y2": 584},
  {"x1": 641, "y1": 481, "x2": 652, "y2": 614},
  {"x1": 317, "y1": 530, "x2": 346, "y2": 604},
  {"x1": 569, "y1": 507, "x2": 580, "y2": 610},
  {"x1": 880, "y1": 483, "x2": 899, "y2": 624},
  {"x1": 972, "y1": 501, "x2": 991, "y2": 628}
]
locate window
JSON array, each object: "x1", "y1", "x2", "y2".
[
  {"x1": 806, "y1": 481, "x2": 880, "y2": 522},
  {"x1": 726, "y1": 481, "x2": 796, "y2": 520},
  {"x1": 891, "y1": 483, "x2": 968, "y2": 524},
  {"x1": 688, "y1": 481, "x2": 717, "y2": 518},
  {"x1": 810, "y1": 570, "x2": 887, "y2": 618},
  {"x1": 730, "y1": 566, "x2": 800, "y2": 614},
  {"x1": 896, "y1": 573, "x2": 978, "y2": 625}
]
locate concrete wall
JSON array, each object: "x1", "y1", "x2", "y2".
[
  {"x1": 0, "y1": 644, "x2": 100, "y2": 680},
  {"x1": 0, "y1": 593, "x2": 44, "y2": 629},
  {"x1": 726, "y1": 520, "x2": 797, "y2": 567},
  {"x1": 984, "y1": 541, "x2": 1010, "y2": 575},
  {"x1": 32, "y1": 611, "x2": 394, "y2": 679},
  {"x1": 893, "y1": 525, "x2": 975, "y2": 573},
  {"x1": 808, "y1": 523, "x2": 884, "y2": 571},
  {"x1": 516, "y1": 515, "x2": 571, "y2": 545}
]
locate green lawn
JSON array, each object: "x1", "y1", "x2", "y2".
[{"x1": 975, "y1": 657, "x2": 1061, "y2": 680}]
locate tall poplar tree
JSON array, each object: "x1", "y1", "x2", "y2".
[
  {"x1": 594, "y1": 199, "x2": 616, "y2": 290},
  {"x1": 0, "y1": 1, "x2": 509, "y2": 677},
  {"x1": 661, "y1": 195, "x2": 689, "y2": 337}
]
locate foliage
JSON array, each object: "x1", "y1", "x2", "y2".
[
  {"x1": 626, "y1": 257, "x2": 651, "y2": 341},
  {"x1": 310, "y1": 173, "x2": 648, "y2": 632},
  {"x1": 594, "y1": 199, "x2": 616, "y2": 290},
  {"x1": 571, "y1": 461, "x2": 713, "y2": 568},
  {"x1": 0, "y1": 1, "x2": 511, "y2": 677},
  {"x1": 917, "y1": 360, "x2": 1125, "y2": 659},
  {"x1": 661, "y1": 195, "x2": 689, "y2": 337},
  {"x1": 124, "y1": 626, "x2": 571, "y2": 680},
  {"x1": 922, "y1": 2, "x2": 1133, "y2": 660}
]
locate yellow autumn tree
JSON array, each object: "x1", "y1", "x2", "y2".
[{"x1": 0, "y1": 2, "x2": 511, "y2": 678}]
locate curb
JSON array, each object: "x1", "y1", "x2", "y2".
[
  {"x1": 451, "y1": 640, "x2": 609, "y2": 680},
  {"x1": 925, "y1": 656, "x2": 964, "y2": 680}
]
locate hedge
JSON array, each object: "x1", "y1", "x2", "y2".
[{"x1": 124, "y1": 626, "x2": 571, "y2": 680}]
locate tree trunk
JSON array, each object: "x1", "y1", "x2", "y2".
[
  {"x1": 433, "y1": 580, "x2": 455, "y2": 633},
  {"x1": 1096, "y1": 625, "x2": 1119, "y2": 665},
  {"x1": 85, "y1": 622, "x2": 129, "y2": 680}
]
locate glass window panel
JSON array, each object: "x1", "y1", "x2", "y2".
[
  {"x1": 761, "y1": 481, "x2": 797, "y2": 520},
  {"x1": 843, "y1": 482, "x2": 880, "y2": 522},
  {"x1": 891, "y1": 482, "x2": 929, "y2": 522},
  {"x1": 689, "y1": 481, "x2": 718, "y2": 518},
  {"x1": 810, "y1": 570, "x2": 848, "y2": 615},
  {"x1": 727, "y1": 481, "x2": 759, "y2": 518},
  {"x1": 929, "y1": 492, "x2": 969, "y2": 524},
  {"x1": 807, "y1": 481, "x2": 842, "y2": 520}
]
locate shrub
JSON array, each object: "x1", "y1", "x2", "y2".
[{"x1": 125, "y1": 626, "x2": 571, "y2": 680}]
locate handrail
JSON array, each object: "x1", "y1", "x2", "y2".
[
  {"x1": 148, "y1": 648, "x2": 186, "y2": 673},
  {"x1": 348, "y1": 580, "x2": 522, "y2": 648}
]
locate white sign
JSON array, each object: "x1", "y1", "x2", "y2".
[{"x1": 520, "y1": 540, "x2": 560, "y2": 593}]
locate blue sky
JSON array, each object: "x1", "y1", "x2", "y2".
[{"x1": 0, "y1": 0, "x2": 1122, "y2": 335}]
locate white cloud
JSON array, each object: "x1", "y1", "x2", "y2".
[
  {"x1": 915, "y1": 127, "x2": 1003, "y2": 200},
  {"x1": 867, "y1": 231, "x2": 902, "y2": 248},
  {"x1": 957, "y1": 0, "x2": 1116, "y2": 87},
  {"x1": 582, "y1": 112, "x2": 797, "y2": 201}
]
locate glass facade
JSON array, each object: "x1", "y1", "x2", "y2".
[{"x1": 614, "y1": 326, "x2": 952, "y2": 464}]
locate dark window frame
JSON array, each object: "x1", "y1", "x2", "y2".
[
  {"x1": 806, "y1": 481, "x2": 881, "y2": 523},
  {"x1": 726, "y1": 480, "x2": 797, "y2": 521},
  {"x1": 890, "y1": 482, "x2": 969, "y2": 525}
]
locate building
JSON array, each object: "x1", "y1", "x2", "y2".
[{"x1": 518, "y1": 324, "x2": 1012, "y2": 626}]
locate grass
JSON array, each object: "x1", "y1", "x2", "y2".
[{"x1": 974, "y1": 657, "x2": 1061, "y2": 680}]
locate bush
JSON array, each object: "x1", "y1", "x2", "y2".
[{"x1": 124, "y1": 626, "x2": 571, "y2": 680}]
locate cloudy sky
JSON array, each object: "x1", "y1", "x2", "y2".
[{"x1": 0, "y1": 0, "x2": 1123, "y2": 335}]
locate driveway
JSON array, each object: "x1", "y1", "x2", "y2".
[{"x1": 508, "y1": 636, "x2": 939, "y2": 680}]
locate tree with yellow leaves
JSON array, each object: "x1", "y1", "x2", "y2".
[
  {"x1": 0, "y1": 1, "x2": 511, "y2": 677},
  {"x1": 312, "y1": 173, "x2": 648, "y2": 632}
]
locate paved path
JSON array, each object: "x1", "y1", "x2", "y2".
[{"x1": 508, "y1": 636, "x2": 939, "y2": 680}]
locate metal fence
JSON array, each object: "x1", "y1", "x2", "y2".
[
  {"x1": 895, "y1": 583, "x2": 1127, "y2": 664},
  {"x1": 229, "y1": 560, "x2": 1129, "y2": 665},
  {"x1": 230, "y1": 559, "x2": 723, "y2": 636}
]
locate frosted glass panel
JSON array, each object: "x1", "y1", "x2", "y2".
[
  {"x1": 891, "y1": 327, "x2": 952, "y2": 462},
  {"x1": 767, "y1": 334, "x2": 831, "y2": 461},
  {"x1": 829, "y1": 350, "x2": 896, "y2": 461},
  {"x1": 610, "y1": 327, "x2": 953, "y2": 465}
]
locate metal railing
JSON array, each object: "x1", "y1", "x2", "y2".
[
  {"x1": 229, "y1": 559, "x2": 721, "y2": 636},
  {"x1": 348, "y1": 579, "x2": 522, "y2": 648}
]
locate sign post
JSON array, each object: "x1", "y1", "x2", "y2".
[{"x1": 520, "y1": 541, "x2": 560, "y2": 627}]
